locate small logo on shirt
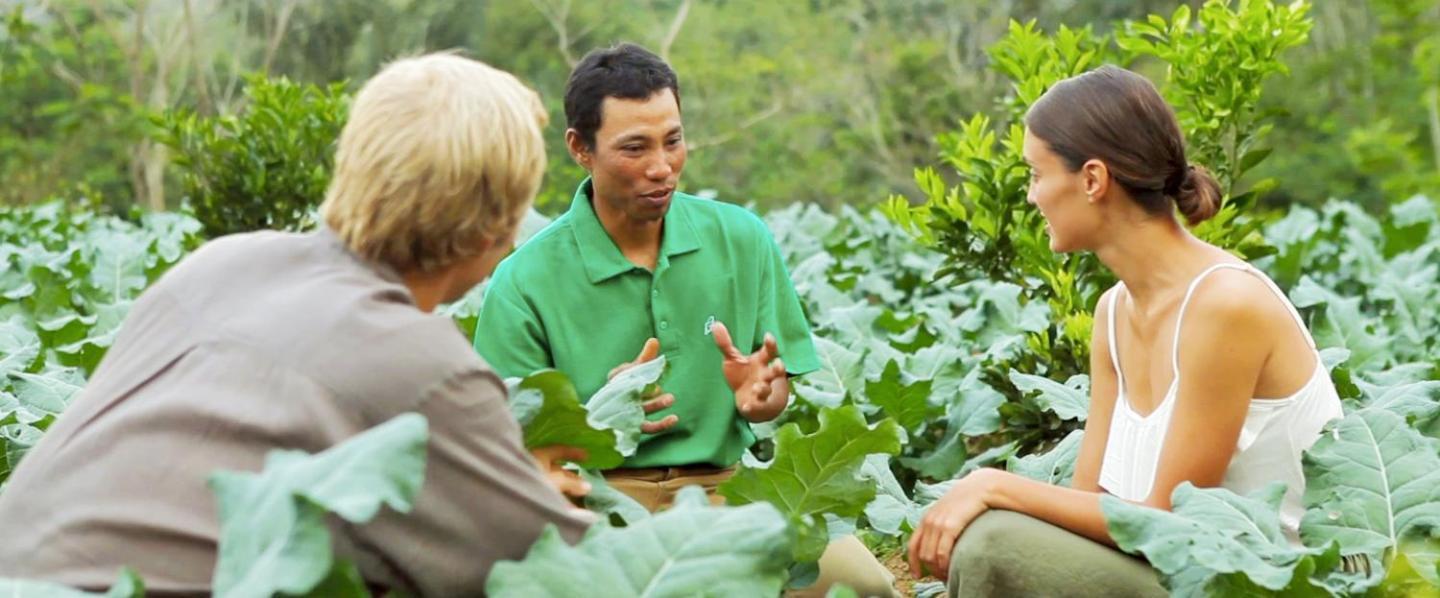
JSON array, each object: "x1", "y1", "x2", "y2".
[{"x1": 704, "y1": 315, "x2": 716, "y2": 335}]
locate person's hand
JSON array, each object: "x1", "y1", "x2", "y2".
[
  {"x1": 530, "y1": 445, "x2": 591, "y2": 506},
  {"x1": 709, "y1": 321, "x2": 786, "y2": 420},
  {"x1": 908, "y1": 468, "x2": 1003, "y2": 581},
  {"x1": 609, "y1": 338, "x2": 678, "y2": 434}
]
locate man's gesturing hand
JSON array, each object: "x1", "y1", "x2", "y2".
[
  {"x1": 609, "y1": 337, "x2": 678, "y2": 434},
  {"x1": 710, "y1": 321, "x2": 788, "y2": 422},
  {"x1": 530, "y1": 445, "x2": 591, "y2": 505}
]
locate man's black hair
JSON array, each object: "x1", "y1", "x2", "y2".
[{"x1": 564, "y1": 43, "x2": 681, "y2": 149}]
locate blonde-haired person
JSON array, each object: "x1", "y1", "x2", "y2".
[
  {"x1": 322, "y1": 51, "x2": 545, "y2": 276},
  {"x1": 906, "y1": 65, "x2": 1344, "y2": 597},
  {"x1": 0, "y1": 52, "x2": 593, "y2": 595}
]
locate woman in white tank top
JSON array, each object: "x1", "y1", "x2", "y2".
[{"x1": 909, "y1": 65, "x2": 1344, "y2": 597}]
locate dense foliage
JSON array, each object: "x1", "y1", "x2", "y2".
[
  {"x1": 1, "y1": 1, "x2": 1434, "y2": 213},
  {"x1": 3, "y1": 187, "x2": 1437, "y2": 594}
]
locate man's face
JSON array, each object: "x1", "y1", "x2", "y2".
[{"x1": 571, "y1": 88, "x2": 686, "y2": 223}]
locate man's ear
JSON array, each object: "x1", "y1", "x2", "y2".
[
  {"x1": 565, "y1": 129, "x2": 592, "y2": 171},
  {"x1": 1081, "y1": 159, "x2": 1110, "y2": 203}
]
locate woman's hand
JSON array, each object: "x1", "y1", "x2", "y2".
[{"x1": 908, "y1": 468, "x2": 1006, "y2": 581}]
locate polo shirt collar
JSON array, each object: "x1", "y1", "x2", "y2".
[{"x1": 568, "y1": 178, "x2": 700, "y2": 284}]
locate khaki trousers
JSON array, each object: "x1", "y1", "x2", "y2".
[
  {"x1": 947, "y1": 510, "x2": 1167, "y2": 597},
  {"x1": 604, "y1": 466, "x2": 900, "y2": 598}
]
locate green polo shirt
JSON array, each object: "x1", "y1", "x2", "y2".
[{"x1": 474, "y1": 180, "x2": 821, "y2": 468}]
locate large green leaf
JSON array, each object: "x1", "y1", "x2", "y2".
[
  {"x1": 956, "y1": 441, "x2": 1021, "y2": 479},
  {"x1": 54, "y1": 300, "x2": 129, "y2": 376},
  {"x1": 1300, "y1": 409, "x2": 1440, "y2": 566},
  {"x1": 792, "y1": 337, "x2": 866, "y2": 408},
  {"x1": 1357, "y1": 379, "x2": 1440, "y2": 425},
  {"x1": 1104, "y1": 482, "x2": 1342, "y2": 597},
  {"x1": 509, "y1": 370, "x2": 624, "y2": 469},
  {"x1": 860, "y1": 454, "x2": 919, "y2": 536},
  {"x1": 819, "y1": 303, "x2": 883, "y2": 346},
  {"x1": 1007, "y1": 428, "x2": 1084, "y2": 485},
  {"x1": 584, "y1": 356, "x2": 666, "y2": 458},
  {"x1": 7, "y1": 367, "x2": 84, "y2": 424},
  {"x1": 1008, "y1": 371, "x2": 1090, "y2": 421},
  {"x1": 487, "y1": 486, "x2": 793, "y2": 597},
  {"x1": 0, "y1": 568, "x2": 144, "y2": 597},
  {"x1": 1, "y1": 412, "x2": 54, "y2": 484},
  {"x1": 84, "y1": 230, "x2": 151, "y2": 304},
  {"x1": 0, "y1": 316, "x2": 40, "y2": 379},
  {"x1": 1393, "y1": 531, "x2": 1440, "y2": 589},
  {"x1": 580, "y1": 468, "x2": 651, "y2": 527},
  {"x1": 1291, "y1": 277, "x2": 1392, "y2": 371},
  {"x1": 864, "y1": 359, "x2": 936, "y2": 433},
  {"x1": 719, "y1": 405, "x2": 901, "y2": 560},
  {"x1": 955, "y1": 282, "x2": 1050, "y2": 346},
  {"x1": 899, "y1": 370, "x2": 1006, "y2": 480},
  {"x1": 208, "y1": 412, "x2": 428, "y2": 598},
  {"x1": 903, "y1": 344, "x2": 970, "y2": 400}
]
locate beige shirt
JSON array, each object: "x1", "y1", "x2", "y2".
[{"x1": 0, "y1": 228, "x2": 591, "y2": 596}]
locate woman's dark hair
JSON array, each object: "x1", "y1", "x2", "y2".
[
  {"x1": 564, "y1": 43, "x2": 681, "y2": 150},
  {"x1": 1025, "y1": 65, "x2": 1222, "y2": 225}
]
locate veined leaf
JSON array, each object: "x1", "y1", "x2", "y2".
[
  {"x1": 1008, "y1": 371, "x2": 1089, "y2": 421},
  {"x1": 864, "y1": 359, "x2": 936, "y2": 433},
  {"x1": 1104, "y1": 482, "x2": 1343, "y2": 597},
  {"x1": 860, "y1": 455, "x2": 919, "y2": 536},
  {"x1": 209, "y1": 413, "x2": 428, "y2": 598},
  {"x1": 580, "y1": 468, "x2": 650, "y2": 528},
  {"x1": 1007, "y1": 429, "x2": 1084, "y2": 485},
  {"x1": 584, "y1": 356, "x2": 666, "y2": 458},
  {"x1": 487, "y1": 486, "x2": 792, "y2": 597},
  {"x1": 792, "y1": 337, "x2": 865, "y2": 408},
  {"x1": 0, "y1": 568, "x2": 144, "y2": 597},
  {"x1": 508, "y1": 370, "x2": 623, "y2": 469},
  {"x1": 0, "y1": 317, "x2": 40, "y2": 379},
  {"x1": 1300, "y1": 409, "x2": 1440, "y2": 568},
  {"x1": 8, "y1": 367, "x2": 84, "y2": 424},
  {"x1": 719, "y1": 405, "x2": 901, "y2": 561},
  {"x1": 899, "y1": 370, "x2": 1005, "y2": 480}
]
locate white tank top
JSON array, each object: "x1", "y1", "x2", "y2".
[{"x1": 1097, "y1": 263, "x2": 1344, "y2": 543}]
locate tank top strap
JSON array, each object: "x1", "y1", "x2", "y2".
[
  {"x1": 1170, "y1": 262, "x2": 1322, "y2": 379},
  {"x1": 1238, "y1": 265, "x2": 1319, "y2": 351},
  {"x1": 1170, "y1": 263, "x2": 1255, "y2": 380},
  {"x1": 1107, "y1": 283, "x2": 1127, "y2": 391}
]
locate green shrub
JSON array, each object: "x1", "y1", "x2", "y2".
[{"x1": 155, "y1": 75, "x2": 349, "y2": 238}]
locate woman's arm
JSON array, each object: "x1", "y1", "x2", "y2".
[{"x1": 1071, "y1": 286, "x2": 1122, "y2": 492}]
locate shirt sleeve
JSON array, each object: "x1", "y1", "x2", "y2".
[
  {"x1": 473, "y1": 272, "x2": 553, "y2": 379},
  {"x1": 344, "y1": 370, "x2": 595, "y2": 595},
  {"x1": 753, "y1": 221, "x2": 821, "y2": 376}
]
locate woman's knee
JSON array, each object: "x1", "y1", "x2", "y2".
[{"x1": 947, "y1": 511, "x2": 1038, "y2": 588}]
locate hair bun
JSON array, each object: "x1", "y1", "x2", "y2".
[{"x1": 1174, "y1": 164, "x2": 1222, "y2": 225}]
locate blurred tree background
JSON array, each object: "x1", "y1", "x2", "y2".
[{"x1": 1, "y1": 0, "x2": 1436, "y2": 218}]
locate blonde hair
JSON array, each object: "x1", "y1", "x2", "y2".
[{"x1": 321, "y1": 52, "x2": 548, "y2": 273}]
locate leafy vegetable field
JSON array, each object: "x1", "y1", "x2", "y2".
[{"x1": 2, "y1": 192, "x2": 1437, "y2": 596}]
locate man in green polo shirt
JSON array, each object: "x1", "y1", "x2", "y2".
[{"x1": 473, "y1": 43, "x2": 897, "y2": 597}]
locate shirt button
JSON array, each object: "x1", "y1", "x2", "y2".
[
  {"x1": 659, "y1": 321, "x2": 669, "y2": 330},
  {"x1": 652, "y1": 289, "x2": 659, "y2": 297}
]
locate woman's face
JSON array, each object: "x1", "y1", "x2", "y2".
[{"x1": 1023, "y1": 129, "x2": 1102, "y2": 253}]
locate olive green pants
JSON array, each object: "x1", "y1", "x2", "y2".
[
  {"x1": 947, "y1": 510, "x2": 1167, "y2": 598},
  {"x1": 604, "y1": 466, "x2": 900, "y2": 598}
]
